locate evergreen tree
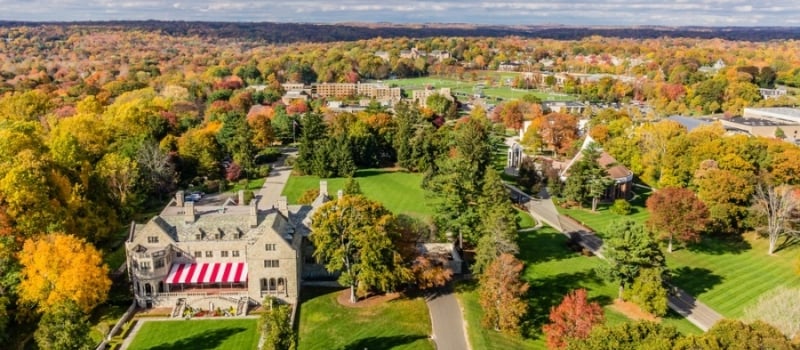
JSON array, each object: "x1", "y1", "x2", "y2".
[
  {"x1": 473, "y1": 170, "x2": 519, "y2": 274},
  {"x1": 295, "y1": 113, "x2": 326, "y2": 175},
  {"x1": 343, "y1": 177, "x2": 362, "y2": 195},
  {"x1": 598, "y1": 220, "x2": 666, "y2": 300}
]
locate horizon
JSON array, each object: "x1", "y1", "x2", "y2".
[{"x1": 2, "y1": 1, "x2": 799, "y2": 27}]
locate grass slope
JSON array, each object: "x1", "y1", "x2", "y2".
[
  {"x1": 297, "y1": 288, "x2": 434, "y2": 350},
  {"x1": 126, "y1": 319, "x2": 259, "y2": 350},
  {"x1": 282, "y1": 168, "x2": 432, "y2": 217},
  {"x1": 457, "y1": 227, "x2": 700, "y2": 350}
]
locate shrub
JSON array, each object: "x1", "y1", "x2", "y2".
[
  {"x1": 255, "y1": 148, "x2": 282, "y2": 164},
  {"x1": 297, "y1": 189, "x2": 320, "y2": 205},
  {"x1": 610, "y1": 199, "x2": 632, "y2": 215},
  {"x1": 243, "y1": 190, "x2": 255, "y2": 205}
]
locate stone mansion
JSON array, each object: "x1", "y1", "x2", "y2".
[{"x1": 125, "y1": 184, "x2": 330, "y2": 313}]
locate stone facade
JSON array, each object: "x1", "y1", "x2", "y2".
[{"x1": 126, "y1": 187, "x2": 328, "y2": 311}]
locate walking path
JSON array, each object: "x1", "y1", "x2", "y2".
[
  {"x1": 507, "y1": 185, "x2": 723, "y2": 331},
  {"x1": 426, "y1": 285, "x2": 471, "y2": 350},
  {"x1": 256, "y1": 150, "x2": 295, "y2": 210}
]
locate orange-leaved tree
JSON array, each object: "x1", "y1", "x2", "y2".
[
  {"x1": 543, "y1": 288, "x2": 604, "y2": 350},
  {"x1": 646, "y1": 186, "x2": 709, "y2": 253},
  {"x1": 478, "y1": 253, "x2": 529, "y2": 334},
  {"x1": 18, "y1": 233, "x2": 111, "y2": 313}
]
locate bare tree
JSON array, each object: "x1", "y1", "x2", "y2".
[{"x1": 751, "y1": 182, "x2": 799, "y2": 255}]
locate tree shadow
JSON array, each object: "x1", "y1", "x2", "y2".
[
  {"x1": 685, "y1": 234, "x2": 751, "y2": 255},
  {"x1": 354, "y1": 168, "x2": 399, "y2": 178},
  {"x1": 518, "y1": 229, "x2": 580, "y2": 265},
  {"x1": 342, "y1": 335, "x2": 429, "y2": 350},
  {"x1": 149, "y1": 327, "x2": 247, "y2": 350},
  {"x1": 773, "y1": 235, "x2": 800, "y2": 254},
  {"x1": 669, "y1": 266, "x2": 723, "y2": 297},
  {"x1": 524, "y1": 270, "x2": 609, "y2": 337}
]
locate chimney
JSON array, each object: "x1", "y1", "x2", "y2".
[
  {"x1": 184, "y1": 200, "x2": 195, "y2": 223},
  {"x1": 277, "y1": 196, "x2": 289, "y2": 218},
  {"x1": 337, "y1": 189, "x2": 344, "y2": 200},
  {"x1": 238, "y1": 190, "x2": 246, "y2": 206},
  {"x1": 319, "y1": 181, "x2": 328, "y2": 197},
  {"x1": 249, "y1": 200, "x2": 258, "y2": 227},
  {"x1": 176, "y1": 190, "x2": 185, "y2": 207}
]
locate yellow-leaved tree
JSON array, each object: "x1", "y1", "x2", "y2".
[{"x1": 18, "y1": 233, "x2": 111, "y2": 313}]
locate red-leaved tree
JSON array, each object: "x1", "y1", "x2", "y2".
[
  {"x1": 646, "y1": 187, "x2": 710, "y2": 253},
  {"x1": 543, "y1": 288, "x2": 604, "y2": 350}
]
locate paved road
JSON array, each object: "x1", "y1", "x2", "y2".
[
  {"x1": 426, "y1": 286, "x2": 471, "y2": 350},
  {"x1": 257, "y1": 151, "x2": 294, "y2": 210},
  {"x1": 511, "y1": 186, "x2": 723, "y2": 331}
]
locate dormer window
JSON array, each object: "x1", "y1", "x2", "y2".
[{"x1": 147, "y1": 236, "x2": 159, "y2": 243}]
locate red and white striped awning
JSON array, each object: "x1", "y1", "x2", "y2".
[{"x1": 166, "y1": 262, "x2": 248, "y2": 284}]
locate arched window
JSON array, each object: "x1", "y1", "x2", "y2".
[
  {"x1": 144, "y1": 283, "x2": 153, "y2": 296},
  {"x1": 269, "y1": 278, "x2": 277, "y2": 291},
  {"x1": 277, "y1": 278, "x2": 286, "y2": 293},
  {"x1": 260, "y1": 278, "x2": 268, "y2": 290},
  {"x1": 158, "y1": 281, "x2": 165, "y2": 293}
]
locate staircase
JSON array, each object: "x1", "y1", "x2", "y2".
[
  {"x1": 236, "y1": 297, "x2": 249, "y2": 316},
  {"x1": 171, "y1": 298, "x2": 186, "y2": 318}
]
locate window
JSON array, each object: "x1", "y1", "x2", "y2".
[
  {"x1": 147, "y1": 236, "x2": 159, "y2": 243},
  {"x1": 194, "y1": 251, "x2": 202, "y2": 258},
  {"x1": 232, "y1": 250, "x2": 240, "y2": 257},
  {"x1": 205, "y1": 251, "x2": 213, "y2": 258},
  {"x1": 139, "y1": 261, "x2": 151, "y2": 271},
  {"x1": 265, "y1": 244, "x2": 276, "y2": 251},
  {"x1": 195, "y1": 234, "x2": 202, "y2": 240},
  {"x1": 264, "y1": 260, "x2": 279, "y2": 268},
  {"x1": 221, "y1": 251, "x2": 229, "y2": 258},
  {"x1": 176, "y1": 252, "x2": 182, "y2": 258},
  {"x1": 154, "y1": 258, "x2": 165, "y2": 269}
]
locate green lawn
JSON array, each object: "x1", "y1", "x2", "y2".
[
  {"x1": 297, "y1": 288, "x2": 434, "y2": 350},
  {"x1": 227, "y1": 177, "x2": 266, "y2": 193},
  {"x1": 666, "y1": 232, "x2": 800, "y2": 318},
  {"x1": 386, "y1": 76, "x2": 575, "y2": 102},
  {"x1": 517, "y1": 209, "x2": 536, "y2": 230},
  {"x1": 557, "y1": 188, "x2": 800, "y2": 318},
  {"x1": 457, "y1": 227, "x2": 700, "y2": 349},
  {"x1": 126, "y1": 319, "x2": 259, "y2": 350},
  {"x1": 282, "y1": 168, "x2": 432, "y2": 218}
]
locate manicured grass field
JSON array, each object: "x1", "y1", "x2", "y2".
[
  {"x1": 666, "y1": 232, "x2": 800, "y2": 318},
  {"x1": 457, "y1": 227, "x2": 700, "y2": 349},
  {"x1": 126, "y1": 319, "x2": 259, "y2": 350},
  {"x1": 557, "y1": 188, "x2": 800, "y2": 318},
  {"x1": 227, "y1": 177, "x2": 266, "y2": 193},
  {"x1": 297, "y1": 288, "x2": 434, "y2": 350},
  {"x1": 282, "y1": 168, "x2": 432, "y2": 218},
  {"x1": 386, "y1": 76, "x2": 575, "y2": 102}
]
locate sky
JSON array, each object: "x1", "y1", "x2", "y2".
[{"x1": 2, "y1": 0, "x2": 800, "y2": 26}]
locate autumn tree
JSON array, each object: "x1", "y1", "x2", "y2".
[
  {"x1": 678, "y1": 319, "x2": 795, "y2": 350},
  {"x1": 646, "y1": 187, "x2": 709, "y2": 253},
  {"x1": 543, "y1": 288, "x2": 604, "y2": 349},
  {"x1": 34, "y1": 300, "x2": 93, "y2": 350},
  {"x1": 743, "y1": 286, "x2": 800, "y2": 340},
  {"x1": 411, "y1": 255, "x2": 453, "y2": 290},
  {"x1": 18, "y1": 233, "x2": 111, "y2": 313},
  {"x1": 566, "y1": 321, "x2": 681, "y2": 350},
  {"x1": 692, "y1": 163, "x2": 753, "y2": 234},
  {"x1": 625, "y1": 267, "x2": 668, "y2": 317},
  {"x1": 478, "y1": 253, "x2": 529, "y2": 334},
  {"x1": 259, "y1": 297, "x2": 297, "y2": 350},
  {"x1": 310, "y1": 195, "x2": 411, "y2": 303},
  {"x1": 598, "y1": 220, "x2": 666, "y2": 300},
  {"x1": 540, "y1": 113, "x2": 579, "y2": 156},
  {"x1": 750, "y1": 182, "x2": 799, "y2": 255}
]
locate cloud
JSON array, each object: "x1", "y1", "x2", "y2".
[{"x1": 1, "y1": 0, "x2": 799, "y2": 26}]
